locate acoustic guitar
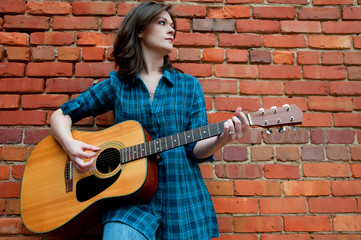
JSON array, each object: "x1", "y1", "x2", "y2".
[{"x1": 20, "y1": 104, "x2": 302, "y2": 238}]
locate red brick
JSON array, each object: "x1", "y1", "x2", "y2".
[
  {"x1": 205, "y1": 181, "x2": 233, "y2": 196},
  {"x1": 174, "y1": 32, "x2": 216, "y2": 47},
  {"x1": 21, "y1": 94, "x2": 68, "y2": 109},
  {"x1": 27, "y1": 1, "x2": 70, "y2": 15},
  {"x1": 4, "y1": 15, "x2": 49, "y2": 30},
  {"x1": 297, "y1": 51, "x2": 320, "y2": 65},
  {"x1": 45, "y1": 78, "x2": 93, "y2": 93},
  {"x1": 101, "y1": 16, "x2": 123, "y2": 31},
  {"x1": 302, "y1": 112, "x2": 332, "y2": 127},
  {"x1": 223, "y1": 146, "x2": 247, "y2": 161},
  {"x1": 259, "y1": 65, "x2": 302, "y2": 79},
  {"x1": 263, "y1": 129, "x2": 308, "y2": 144},
  {"x1": 0, "y1": 0, "x2": 25, "y2": 14},
  {"x1": 58, "y1": 47, "x2": 81, "y2": 62},
  {"x1": 173, "y1": 63, "x2": 212, "y2": 77},
  {"x1": 330, "y1": 81, "x2": 361, "y2": 95},
  {"x1": 215, "y1": 64, "x2": 257, "y2": 78},
  {"x1": 262, "y1": 97, "x2": 307, "y2": 111},
  {"x1": 304, "y1": 66, "x2": 346, "y2": 79},
  {"x1": 0, "y1": 63, "x2": 25, "y2": 77},
  {"x1": 234, "y1": 180, "x2": 281, "y2": 196},
  {"x1": 76, "y1": 32, "x2": 116, "y2": 46},
  {"x1": 0, "y1": 111, "x2": 46, "y2": 125},
  {"x1": 262, "y1": 234, "x2": 310, "y2": 240},
  {"x1": 299, "y1": 7, "x2": 340, "y2": 20},
  {"x1": 215, "y1": 164, "x2": 263, "y2": 179},
  {"x1": 0, "y1": 165, "x2": 10, "y2": 180},
  {"x1": 250, "y1": 50, "x2": 271, "y2": 64},
  {"x1": 250, "y1": 146, "x2": 274, "y2": 161},
  {"x1": 284, "y1": 216, "x2": 332, "y2": 231},
  {"x1": 273, "y1": 51, "x2": 294, "y2": 64},
  {"x1": 308, "y1": 96, "x2": 352, "y2": 111},
  {"x1": 72, "y1": 2, "x2": 116, "y2": 16},
  {"x1": 276, "y1": 146, "x2": 300, "y2": 161},
  {"x1": 82, "y1": 47, "x2": 105, "y2": 61},
  {"x1": 327, "y1": 129, "x2": 356, "y2": 144},
  {"x1": 343, "y1": 7, "x2": 361, "y2": 20},
  {"x1": 6, "y1": 47, "x2": 30, "y2": 62},
  {"x1": 234, "y1": 216, "x2": 282, "y2": 233},
  {"x1": 281, "y1": 21, "x2": 321, "y2": 33},
  {"x1": 344, "y1": 52, "x2": 361, "y2": 65},
  {"x1": 265, "y1": 164, "x2": 300, "y2": 179},
  {"x1": 0, "y1": 217, "x2": 23, "y2": 234},
  {"x1": 326, "y1": 145, "x2": 350, "y2": 160},
  {"x1": 354, "y1": 36, "x2": 361, "y2": 49},
  {"x1": 308, "y1": 35, "x2": 351, "y2": 49},
  {"x1": 170, "y1": 5, "x2": 206, "y2": 18},
  {"x1": 0, "y1": 78, "x2": 44, "y2": 93},
  {"x1": 207, "y1": 6, "x2": 250, "y2": 19},
  {"x1": 351, "y1": 164, "x2": 361, "y2": 177},
  {"x1": 309, "y1": 198, "x2": 357, "y2": 213},
  {"x1": 53, "y1": 16, "x2": 98, "y2": 30},
  {"x1": 215, "y1": 97, "x2": 260, "y2": 112},
  {"x1": 269, "y1": 0, "x2": 307, "y2": 3},
  {"x1": 193, "y1": 19, "x2": 236, "y2": 32},
  {"x1": 323, "y1": 21, "x2": 361, "y2": 34},
  {"x1": 226, "y1": 49, "x2": 248, "y2": 63},
  {"x1": 32, "y1": 47, "x2": 55, "y2": 62},
  {"x1": 212, "y1": 197, "x2": 257, "y2": 214},
  {"x1": 239, "y1": 80, "x2": 283, "y2": 95},
  {"x1": 12, "y1": 164, "x2": 24, "y2": 180},
  {"x1": 199, "y1": 79, "x2": 238, "y2": 94},
  {"x1": 313, "y1": 0, "x2": 353, "y2": 4},
  {"x1": 26, "y1": 62, "x2": 73, "y2": 77},
  {"x1": 175, "y1": 18, "x2": 190, "y2": 32},
  {"x1": 303, "y1": 163, "x2": 350, "y2": 177},
  {"x1": 332, "y1": 181, "x2": 361, "y2": 196},
  {"x1": 217, "y1": 216, "x2": 233, "y2": 233},
  {"x1": 199, "y1": 164, "x2": 213, "y2": 179},
  {"x1": 0, "y1": 32, "x2": 28, "y2": 46},
  {"x1": 301, "y1": 146, "x2": 325, "y2": 160},
  {"x1": 321, "y1": 51, "x2": 343, "y2": 65},
  {"x1": 219, "y1": 34, "x2": 262, "y2": 48},
  {"x1": 0, "y1": 94, "x2": 19, "y2": 109},
  {"x1": 236, "y1": 20, "x2": 279, "y2": 33},
  {"x1": 253, "y1": 7, "x2": 296, "y2": 19},
  {"x1": 260, "y1": 198, "x2": 307, "y2": 214},
  {"x1": 116, "y1": 3, "x2": 137, "y2": 16},
  {"x1": 264, "y1": 35, "x2": 307, "y2": 48},
  {"x1": 0, "y1": 128, "x2": 23, "y2": 144},
  {"x1": 347, "y1": 66, "x2": 361, "y2": 80},
  {"x1": 178, "y1": 48, "x2": 201, "y2": 62},
  {"x1": 285, "y1": 81, "x2": 328, "y2": 95},
  {"x1": 351, "y1": 146, "x2": 361, "y2": 160},
  {"x1": 355, "y1": 97, "x2": 361, "y2": 110},
  {"x1": 30, "y1": 32, "x2": 75, "y2": 46},
  {"x1": 203, "y1": 48, "x2": 224, "y2": 63},
  {"x1": 333, "y1": 216, "x2": 361, "y2": 231},
  {"x1": 24, "y1": 129, "x2": 50, "y2": 145},
  {"x1": 283, "y1": 180, "x2": 330, "y2": 196},
  {"x1": 334, "y1": 113, "x2": 361, "y2": 127}
]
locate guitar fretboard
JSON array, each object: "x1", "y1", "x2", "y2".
[{"x1": 119, "y1": 118, "x2": 241, "y2": 164}]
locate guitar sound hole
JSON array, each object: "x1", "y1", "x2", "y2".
[{"x1": 96, "y1": 148, "x2": 121, "y2": 174}]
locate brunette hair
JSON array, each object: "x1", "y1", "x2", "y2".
[{"x1": 112, "y1": 1, "x2": 176, "y2": 77}]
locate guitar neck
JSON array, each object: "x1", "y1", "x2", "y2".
[{"x1": 120, "y1": 116, "x2": 248, "y2": 164}]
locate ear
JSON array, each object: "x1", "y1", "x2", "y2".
[{"x1": 138, "y1": 31, "x2": 143, "y2": 39}]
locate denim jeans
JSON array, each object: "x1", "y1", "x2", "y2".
[{"x1": 103, "y1": 222, "x2": 155, "y2": 240}]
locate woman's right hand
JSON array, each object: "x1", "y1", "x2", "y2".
[{"x1": 62, "y1": 139, "x2": 100, "y2": 174}]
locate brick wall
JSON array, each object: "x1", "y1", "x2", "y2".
[{"x1": 1, "y1": 0, "x2": 361, "y2": 239}]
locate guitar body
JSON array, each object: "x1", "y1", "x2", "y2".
[{"x1": 20, "y1": 120, "x2": 158, "y2": 238}]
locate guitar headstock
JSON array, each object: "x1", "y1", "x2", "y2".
[{"x1": 248, "y1": 104, "x2": 303, "y2": 131}]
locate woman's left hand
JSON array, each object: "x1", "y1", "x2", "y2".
[{"x1": 220, "y1": 107, "x2": 250, "y2": 143}]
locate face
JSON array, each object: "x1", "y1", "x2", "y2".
[{"x1": 138, "y1": 10, "x2": 175, "y2": 56}]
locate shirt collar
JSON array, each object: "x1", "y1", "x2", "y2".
[{"x1": 124, "y1": 67, "x2": 175, "y2": 87}]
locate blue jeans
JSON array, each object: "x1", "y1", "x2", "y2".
[{"x1": 103, "y1": 222, "x2": 155, "y2": 240}]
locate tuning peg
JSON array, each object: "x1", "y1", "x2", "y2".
[
  {"x1": 266, "y1": 129, "x2": 273, "y2": 135},
  {"x1": 258, "y1": 108, "x2": 265, "y2": 115},
  {"x1": 279, "y1": 126, "x2": 287, "y2": 133},
  {"x1": 283, "y1": 104, "x2": 290, "y2": 111},
  {"x1": 271, "y1": 106, "x2": 277, "y2": 113},
  {"x1": 291, "y1": 125, "x2": 296, "y2": 131}
]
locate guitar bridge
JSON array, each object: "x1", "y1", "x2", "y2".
[{"x1": 65, "y1": 157, "x2": 73, "y2": 192}]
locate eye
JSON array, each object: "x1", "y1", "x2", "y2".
[{"x1": 159, "y1": 20, "x2": 166, "y2": 25}]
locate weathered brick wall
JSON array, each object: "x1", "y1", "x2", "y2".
[{"x1": 1, "y1": 0, "x2": 361, "y2": 239}]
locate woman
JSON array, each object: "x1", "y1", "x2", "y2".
[{"x1": 50, "y1": 1, "x2": 249, "y2": 239}]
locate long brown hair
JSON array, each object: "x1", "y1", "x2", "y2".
[{"x1": 112, "y1": 1, "x2": 176, "y2": 77}]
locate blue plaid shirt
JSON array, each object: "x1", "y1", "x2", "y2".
[{"x1": 61, "y1": 68, "x2": 220, "y2": 239}]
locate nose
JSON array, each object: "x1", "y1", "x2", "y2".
[{"x1": 168, "y1": 25, "x2": 175, "y2": 35}]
